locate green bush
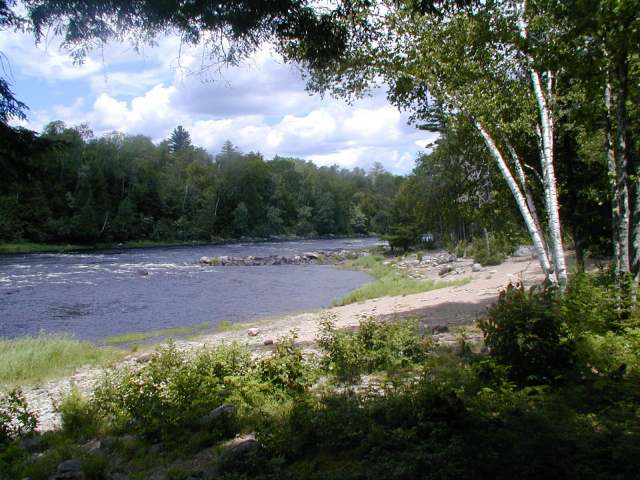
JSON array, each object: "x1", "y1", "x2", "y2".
[
  {"x1": 0, "y1": 390, "x2": 37, "y2": 448},
  {"x1": 470, "y1": 234, "x2": 511, "y2": 266},
  {"x1": 479, "y1": 283, "x2": 574, "y2": 385},
  {"x1": 318, "y1": 316, "x2": 432, "y2": 383},
  {"x1": 258, "y1": 332, "x2": 317, "y2": 394}
]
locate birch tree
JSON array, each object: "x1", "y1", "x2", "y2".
[{"x1": 284, "y1": 0, "x2": 567, "y2": 284}]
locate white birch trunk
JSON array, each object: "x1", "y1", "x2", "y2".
[
  {"x1": 615, "y1": 59, "x2": 631, "y2": 274},
  {"x1": 605, "y1": 80, "x2": 622, "y2": 275},
  {"x1": 474, "y1": 119, "x2": 555, "y2": 280},
  {"x1": 530, "y1": 70, "x2": 567, "y2": 287},
  {"x1": 505, "y1": 142, "x2": 546, "y2": 257}
]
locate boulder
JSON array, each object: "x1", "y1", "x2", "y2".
[
  {"x1": 199, "y1": 256, "x2": 211, "y2": 264},
  {"x1": 513, "y1": 245, "x2": 534, "y2": 257},
  {"x1": 247, "y1": 328, "x2": 260, "y2": 337},
  {"x1": 263, "y1": 339, "x2": 274, "y2": 346},
  {"x1": 197, "y1": 404, "x2": 237, "y2": 427},
  {"x1": 438, "y1": 265, "x2": 453, "y2": 276},
  {"x1": 472, "y1": 263, "x2": 483, "y2": 272}
]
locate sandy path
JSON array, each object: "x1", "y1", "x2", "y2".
[{"x1": 23, "y1": 255, "x2": 544, "y2": 432}]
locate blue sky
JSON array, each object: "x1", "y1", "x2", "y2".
[{"x1": 1, "y1": 29, "x2": 438, "y2": 174}]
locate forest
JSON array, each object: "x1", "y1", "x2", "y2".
[{"x1": 0, "y1": 123, "x2": 401, "y2": 245}]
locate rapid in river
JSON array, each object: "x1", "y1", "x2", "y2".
[{"x1": 0, "y1": 238, "x2": 380, "y2": 342}]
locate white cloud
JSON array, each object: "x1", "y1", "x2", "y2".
[{"x1": 4, "y1": 32, "x2": 440, "y2": 173}]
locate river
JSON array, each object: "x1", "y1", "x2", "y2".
[{"x1": 0, "y1": 238, "x2": 380, "y2": 342}]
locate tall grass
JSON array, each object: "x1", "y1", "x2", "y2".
[
  {"x1": 335, "y1": 255, "x2": 469, "y2": 305},
  {"x1": 0, "y1": 334, "x2": 123, "y2": 388}
]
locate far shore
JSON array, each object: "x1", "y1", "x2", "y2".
[{"x1": 0, "y1": 234, "x2": 380, "y2": 255}]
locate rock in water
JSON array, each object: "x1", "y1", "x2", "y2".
[{"x1": 199, "y1": 256, "x2": 211, "y2": 264}]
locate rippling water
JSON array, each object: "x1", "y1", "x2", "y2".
[{"x1": 0, "y1": 238, "x2": 380, "y2": 341}]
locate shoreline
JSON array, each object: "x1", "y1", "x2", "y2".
[
  {"x1": 17, "y1": 255, "x2": 544, "y2": 433},
  {"x1": 0, "y1": 234, "x2": 381, "y2": 255}
]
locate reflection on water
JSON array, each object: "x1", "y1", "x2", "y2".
[{"x1": 0, "y1": 238, "x2": 380, "y2": 342}]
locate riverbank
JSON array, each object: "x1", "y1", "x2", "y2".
[
  {"x1": 0, "y1": 234, "x2": 379, "y2": 255},
  {"x1": 17, "y1": 254, "x2": 544, "y2": 433}
]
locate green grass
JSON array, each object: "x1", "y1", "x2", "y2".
[
  {"x1": 335, "y1": 255, "x2": 470, "y2": 305},
  {"x1": 0, "y1": 334, "x2": 123, "y2": 389},
  {"x1": 105, "y1": 323, "x2": 212, "y2": 346}
]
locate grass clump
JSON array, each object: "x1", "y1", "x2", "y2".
[
  {"x1": 336, "y1": 255, "x2": 469, "y2": 305},
  {"x1": 0, "y1": 334, "x2": 122, "y2": 389}
]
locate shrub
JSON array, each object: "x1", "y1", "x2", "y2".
[
  {"x1": 318, "y1": 316, "x2": 432, "y2": 383},
  {"x1": 470, "y1": 234, "x2": 511, "y2": 266},
  {"x1": 479, "y1": 283, "x2": 574, "y2": 385},
  {"x1": 258, "y1": 331, "x2": 317, "y2": 394},
  {"x1": 0, "y1": 389, "x2": 37, "y2": 447}
]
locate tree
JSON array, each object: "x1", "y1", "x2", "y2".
[
  {"x1": 0, "y1": 1, "x2": 28, "y2": 123},
  {"x1": 168, "y1": 126, "x2": 192, "y2": 153}
]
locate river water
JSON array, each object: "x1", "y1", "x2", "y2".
[{"x1": 0, "y1": 238, "x2": 380, "y2": 342}]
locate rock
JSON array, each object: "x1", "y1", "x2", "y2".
[
  {"x1": 136, "y1": 269, "x2": 149, "y2": 276},
  {"x1": 199, "y1": 256, "x2": 211, "y2": 264},
  {"x1": 21, "y1": 434, "x2": 42, "y2": 452},
  {"x1": 247, "y1": 328, "x2": 260, "y2": 337},
  {"x1": 263, "y1": 339, "x2": 274, "y2": 346},
  {"x1": 218, "y1": 436, "x2": 261, "y2": 466},
  {"x1": 513, "y1": 245, "x2": 534, "y2": 257},
  {"x1": 472, "y1": 263, "x2": 483, "y2": 272},
  {"x1": 431, "y1": 325, "x2": 449, "y2": 334},
  {"x1": 448, "y1": 254, "x2": 457, "y2": 262},
  {"x1": 304, "y1": 252, "x2": 320, "y2": 259},
  {"x1": 57, "y1": 459, "x2": 83, "y2": 474},
  {"x1": 83, "y1": 439, "x2": 102, "y2": 454},
  {"x1": 135, "y1": 352, "x2": 154, "y2": 364},
  {"x1": 53, "y1": 459, "x2": 86, "y2": 478},
  {"x1": 438, "y1": 265, "x2": 453, "y2": 276},
  {"x1": 199, "y1": 404, "x2": 237, "y2": 427}
]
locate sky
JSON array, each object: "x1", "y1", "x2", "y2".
[{"x1": 1, "y1": 30, "x2": 439, "y2": 174}]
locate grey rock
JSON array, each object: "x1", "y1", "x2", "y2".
[
  {"x1": 199, "y1": 256, "x2": 210, "y2": 264},
  {"x1": 513, "y1": 245, "x2": 534, "y2": 257},
  {"x1": 135, "y1": 352, "x2": 154, "y2": 364},
  {"x1": 431, "y1": 325, "x2": 449, "y2": 334},
  {"x1": 57, "y1": 459, "x2": 83, "y2": 474},
  {"x1": 247, "y1": 328, "x2": 260, "y2": 337},
  {"x1": 263, "y1": 339, "x2": 274, "y2": 346},
  {"x1": 448, "y1": 254, "x2": 457, "y2": 262},
  {"x1": 199, "y1": 404, "x2": 237, "y2": 427},
  {"x1": 472, "y1": 263, "x2": 483, "y2": 272},
  {"x1": 438, "y1": 265, "x2": 453, "y2": 276},
  {"x1": 136, "y1": 269, "x2": 149, "y2": 276}
]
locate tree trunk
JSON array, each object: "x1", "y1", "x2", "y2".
[
  {"x1": 531, "y1": 70, "x2": 567, "y2": 287},
  {"x1": 615, "y1": 52, "x2": 633, "y2": 276},
  {"x1": 605, "y1": 79, "x2": 622, "y2": 275},
  {"x1": 474, "y1": 119, "x2": 554, "y2": 280}
]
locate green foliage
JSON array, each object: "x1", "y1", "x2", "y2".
[
  {"x1": 0, "y1": 389, "x2": 37, "y2": 447},
  {"x1": 317, "y1": 316, "x2": 432, "y2": 383},
  {"x1": 384, "y1": 225, "x2": 418, "y2": 252},
  {"x1": 0, "y1": 334, "x2": 122, "y2": 388},
  {"x1": 0, "y1": 125, "x2": 402, "y2": 245},
  {"x1": 479, "y1": 283, "x2": 574, "y2": 385},
  {"x1": 258, "y1": 332, "x2": 317, "y2": 394},
  {"x1": 470, "y1": 234, "x2": 511, "y2": 266}
]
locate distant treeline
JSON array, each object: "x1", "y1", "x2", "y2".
[{"x1": 0, "y1": 122, "x2": 403, "y2": 244}]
